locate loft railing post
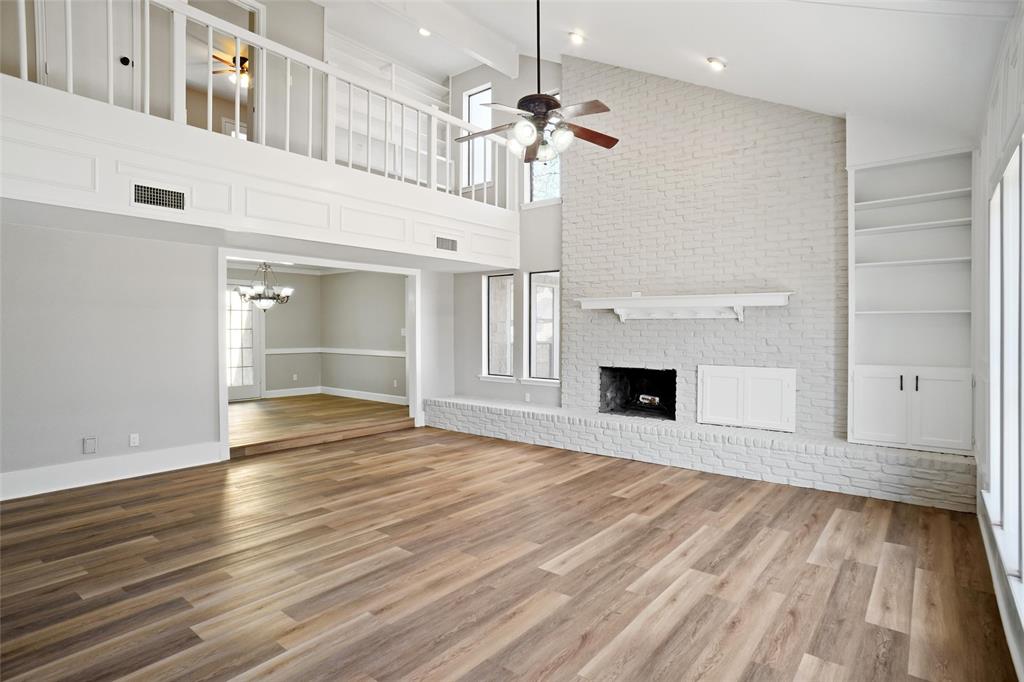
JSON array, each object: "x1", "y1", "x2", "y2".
[
  {"x1": 284, "y1": 56, "x2": 291, "y2": 152},
  {"x1": 415, "y1": 110, "x2": 422, "y2": 186},
  {"x1": 428, "y1": 112, "x2": 438, "y2": 191},
  {"x1": 64, "y1": 0, "x2": 73, "y2": 93},
  {"x1": 16, "y1": 0, "x2": 27, "y2": 79},
  {"x1": 172, "y1": 11, "x2": 187, "y2": 123},
  {"x1": 105, "y1": 0, "x2": 114, "y2": 103},
  {"x1": 143, "y1": 0, "x2": 150, "y2": 114},
  {"x1": 400, "y1": 104, "x2": 406, "y2": 182},
  {"x1": 258, "y1": 46, "x2": 267, "y2": 144},
  {"x1": 325, "y1": 74, "x2": 336, "y2": 163},
  {"x1": 365, "y1": 90, "x2": 371, "y2": 173},
  {"x1": 206, "y1": 25, "x2": 213, "y2": 131},
  {"x1": 233, "y1": 36, "x2": 241, "y2": 136},
  {"x1": 446, "y1": 123, "x2": 452, "y2": 194},
  {"x1": 306, "y1": 64, "x2": 313, "y2": 158},
  {"x1": 384, "y1": 99, "x2": 391, "y2": 178},
  {"x1": 347, "y1": 82, "x2": 354, "y2": 168}
]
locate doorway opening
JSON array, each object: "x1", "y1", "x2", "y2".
[{"x1": 219, "y1": 250, "x2": 421, "y2": 459}]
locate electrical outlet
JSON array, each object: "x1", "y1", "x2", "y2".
[
  {"x1": 292, "y1": 373, "x2": 298, "y2": 382},
  {"x1": 393, "y1": 379, "x2": 398, "y2": 388},
  {"x1": 82, "y1": 437, "x2": 97, "y2": 455},
  {"x1": 129, "y1": 433, "x2": 140, "y2": 447},
  {"x1": 525, "y1": 392, "x2": 531, "y2": 402}
]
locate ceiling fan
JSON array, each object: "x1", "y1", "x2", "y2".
[
  {"x1": 212, "y1": 53, "x2": 250, "y2": 88},
  {"x1": 454, "y1": 0, "x2": 618, "y2": 163}
]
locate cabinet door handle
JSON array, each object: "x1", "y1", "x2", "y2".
[
  {"x1": 899, "y1": 375, "x2": 903, "y2": 391},
  {"x1": 915, "y1": 375, "x2": 919, "y2": 392}
]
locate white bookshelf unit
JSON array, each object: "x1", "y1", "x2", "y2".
[{"x1": 848, "y1": 152, "x2": 973, "y2": 453}]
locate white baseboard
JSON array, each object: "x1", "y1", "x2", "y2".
[
  {"x1": 261, "y1": 386, "x2": 323, "y2": 398},
  {"x1": 0, "y1": 441, "x2": 227, "y2": 500},
  {"x1": 321, "y1": 386, "x2": 409, "y2": 405}
]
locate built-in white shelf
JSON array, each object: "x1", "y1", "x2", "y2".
[
  {"x1": 855, "y1": 217, "x2": 972, "y2": 236},
  {"x1": 856, "y1": 309, "x2": 972, "y2": 315},
  {"x1": 849, "y1": 151, "x2": 973, "y2": 454},
  {"x1": 854, "y1": 187, "x2": 971, "y2": 210},
  {"x1": 578, "y1": 292, "x2": 793, "y2": 322},
  {"x1": 855, "y1": 256, "x2": 971, "y2": 268}
]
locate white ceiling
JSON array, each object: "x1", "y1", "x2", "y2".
[{"x1": 341, "y1": 0, "x2": 1015, "y2": 141}]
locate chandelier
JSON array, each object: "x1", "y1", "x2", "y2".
[{"x1": 236, "y1": 262, "x2": 293, "y2": 310}]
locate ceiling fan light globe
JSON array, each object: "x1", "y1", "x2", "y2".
[
  {"x1": 513, "y1": 119, "x2": 538, "y2": 146},
  {"x1": 241, "y1": 73, "x2": 250, "y2": 89},
  {"x1": 551, "y1": 126, "x2": 574, "y2": 152},
  {"x1": 537, "y1": 141, "x2": 557, "y2": 162},
  {"x1": 507, "y1": 138, "x2": 526, "y2": 157}
]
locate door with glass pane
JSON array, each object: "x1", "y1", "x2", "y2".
[{"x1": 226, "y1": 285, "x2": 262, "y2": 401}]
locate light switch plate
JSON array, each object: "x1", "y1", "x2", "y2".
[
  {"x1": 129, "y1": 433, "x2": 140, "y2": 447},
  {"x1": 82, "y1": 437, "x2": 97, "y2": 455}
]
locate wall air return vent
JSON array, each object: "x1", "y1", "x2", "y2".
[
  {"x1": 435, "y1": 236, "x2": 458, "y2": 252},
  {"x1": 133, "y1": 184, "x2": 185, "y2": 210}
]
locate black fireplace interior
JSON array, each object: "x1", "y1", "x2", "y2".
[{"x1": 599, "y1": 367, "x2": 677, "y2": 420}]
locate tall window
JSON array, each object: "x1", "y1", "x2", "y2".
[
  {"x1": 526, "y1": 156, "x2": 561, "y2": 203},
  {"x1": 529, "y1": 271, "x2": 560, "y2": 379},
  {"x1": 986, "y1": 137, "x2": 1023, "y2": 568},
  {"x1": 462, "y1": 85, "x2": 492, "y2": 188},
  {"x1": 485, "y1": 274, "x2": 514, "y2": 377}
]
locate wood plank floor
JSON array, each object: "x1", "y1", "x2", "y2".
[
  {"x1": 228, "y1": 394, "x2": 413, "y2": 458},
  {"x1": 0, "y1": 427, "x2": 1014, "y2": 681}
]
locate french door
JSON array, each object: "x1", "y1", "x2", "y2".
[{"x1": 226, "y1": 285, "x2": 263, "y2": 401}]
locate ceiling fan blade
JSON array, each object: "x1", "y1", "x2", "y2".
[
  {"x1": 212, "y1": 69, "x2": 234, "y2": 74},
  {"x1": 454, "y1": 122, "x2": 515, "y2": 143},
  {"x1": 556, "y1": 99, "x2": 610, "y2": 120},
  {"x1": 211, "y1": 54, "x2": 234, "y2": 67},
  {"x1": 484, "y1": 103, "x2": 532, "y2": 116},
  {"x1": 524, "y1": 140, "x2": 541, "y2": 163},
  {"x1": 567, "y1": 123, "x2": 619, "y2": 149}
]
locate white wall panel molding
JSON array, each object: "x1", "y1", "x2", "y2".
[
  {"x1": 264, "y1": 347, "x2": 407, "y2": 358},
  {"x1": 0, "y1": 441, "x2": 226, "y2": 500},
  {"x1": 0, "y1": 76, "x2": 519, "y2": 269}
]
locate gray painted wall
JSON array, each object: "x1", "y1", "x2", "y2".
[{"x1": 1, "y1": 224, "x2": 219, "y2": 472}]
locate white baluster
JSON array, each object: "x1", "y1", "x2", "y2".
[
  {"x1": 384, "y1": 99, "x2": 391, "y2": 178},
  {"x1": 64, "y1": 0, "x2": 73, "y2": 93},
  {"x1": 347, "y1": 82, "x2": 353, "y2": 168},
  {"x1": 428, "y1": 114, "x2": 437, "y2": 191},
  {"x1": 400, "y1": 104, "x2": 406, "y2": 182},
  {"x1": 325, "y1": 74, "x2": 336, "y2": 163},
  {"x1": 172, "y1": 11, "x2": 186, "y2": 123},
  {"x1": 233, "y1": 36, "x2": 241, "y2": 136},
  {"x1": 105, "y1": 0, "x2": 113, "y2": 104},
  {"x1": 307, "y1": 64, "x2": 313, "y2": 158},
  {"x1": 143, "y1": 0, "x2": 150, "y2": 114},
  {"x1": 258, "y1": 47, "x2": 267, "y2": 145},
  {"x1": 16, "y1": 0, "x2": 27, "y2": 79},
  {"x1": 284, "y1": 56, "x2": 291, "y2": 152},
  {"x1": 366, "y1": 90, "x2": 371, "y2": 173},
  {"x1": 206, "y1": 26, "x2": 213, "y2": 132}
]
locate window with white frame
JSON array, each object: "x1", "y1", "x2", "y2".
[
  {"x1": 462, "y1": 85, "x2": 492, "y2": 188},
  {"x1": 528, "y1": 271, "x2": 560, "y2": 380},
  {"x1": 485, "y1": 274, "x2": 514, "y2": 377},
  {"x1": 985, "y1": 137, "x2": 1023, "y2": 571}
]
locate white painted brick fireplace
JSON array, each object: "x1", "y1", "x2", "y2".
[{"x1": 426, "y1": 57, "x2": 976, "y2": 511}]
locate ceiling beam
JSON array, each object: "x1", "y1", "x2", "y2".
[{"x1": 374, "y1": 0, "x2": 520, "y2": 78}]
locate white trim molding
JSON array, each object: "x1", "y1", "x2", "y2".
[
  {"x1": 478, "y1": 374, "x2": 517, "y2": 384},
  {"x1": 321, "y1": 386, "x2": 409, "y2": 405},
  {"x1": 0, "y1": 441, "x2": 227, "y2": 500},
  {"x1": 264, "y1": 347, "x2": 406, "y2": 358},
  {"x1": 578, "y1": 292, "x2": 794, "y2": 322},
  {"x1": 519, "y1": 377, "x2": 560, "y2": 386},
  {"x1": 260, "y1": 386, "x2": 322, "y2": 398}
]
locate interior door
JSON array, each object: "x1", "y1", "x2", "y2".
[
  {"x1": 910, "y1": 368, "x2": 972, "y2": 450},
  {"x1": 226, "y1": 285, "x2": 262, "y2": 402},
  {"x1": 36, "y1": 0, "x2": 138, "y2": 109},
  {"x1": 852, "y1": 365, "x2": 908, "y2": 445}
]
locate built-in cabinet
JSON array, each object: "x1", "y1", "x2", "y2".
[
  {"x1": 851, "y1": 365, "x2": 972, "y2": 451},
  {"x1": 848, "y1": 152, "x2": 974, "y2": 453}
]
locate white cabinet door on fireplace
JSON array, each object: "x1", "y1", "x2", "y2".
[
  {"x1": 851, "y1": 365, "x2": 972, "y2": 452},
  {"x1": 852, "y1": 366, "x2": 909, "y2": 445},
  {"x1": 910, "y1": 368, "x2": 973, "y2": 450}
]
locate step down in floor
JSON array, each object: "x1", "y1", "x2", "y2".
[{"x1": 230, "y1": 417, "x2": 416, "y2": 458}]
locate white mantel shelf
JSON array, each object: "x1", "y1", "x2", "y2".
[{"x1": 577, "y1": 292, "x2": 794, "y2": 322}]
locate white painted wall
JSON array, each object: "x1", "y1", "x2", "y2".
[{"x1": 1, "y1": 223, "x2": 221, "y2": 474}]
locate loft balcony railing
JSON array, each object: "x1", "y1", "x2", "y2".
[{"x1": 4, "y1": 0, "x2": 518, "y2": 210}]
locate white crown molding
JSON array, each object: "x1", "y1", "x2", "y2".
[
  {"x1": 578, "y1": 292, "x2": 794, "y2": 322},
  {"x1": 0, "y1": 441, "x2": 226, "y2": 500}
]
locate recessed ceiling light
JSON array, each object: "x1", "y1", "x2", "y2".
[
  {"x1": 706, "y1": 57, "x2": 727, "y2": 72},
  {"x1": 418, "y1": 27, "x2": 431, "y2": 37},
  {"x1": 569, "y1": 31, "x2": 585, "y2": 45}
]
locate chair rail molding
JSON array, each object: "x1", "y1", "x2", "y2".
[{"x1": 577, "y1": 292, "x2": 794, "y2": 322}]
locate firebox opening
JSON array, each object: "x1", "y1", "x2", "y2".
[{"x1": 599, "y1": 367, "x2": 677, "y2": 421}]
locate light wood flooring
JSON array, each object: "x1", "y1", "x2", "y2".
[
  {"x1": 0, "y1": 427, "x2": 1014, "y2": 681},
  {"x1": 228, "y1": 394, "x2": 413, "y2": 458}
]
